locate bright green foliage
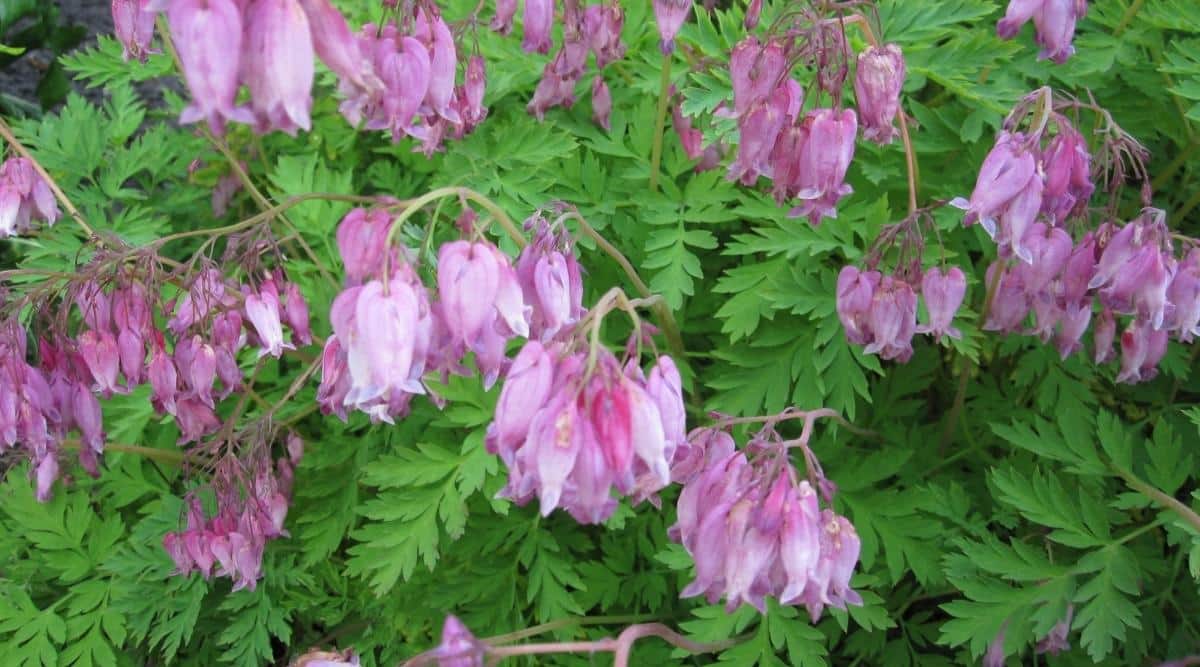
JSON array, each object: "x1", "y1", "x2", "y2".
[{"x1": 0, "y1": 0, "x2": 1198, "y2": 665}]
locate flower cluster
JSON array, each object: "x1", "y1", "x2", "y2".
[
  {"x1": 319, "y1": 206, "x2": 585, "y2": 423},
  {"x1": 487, "y1": 339, "x2": 683, "y2": 524},
  {"x1": 0, "y1": 251, "x2": 312, "y2": 502},
  {"x1": 837, "y1": 265, "x2": 967, "y2": 362},
  {"x1": 669, "y1": 416, "x2": 861, "y2": 619},
  {"x1": 997, "y1": 0, "x2": 1088, "y2": 63},
  {"x1": 145, "y1": 0, "x2": 486, "y2": 151},
  {"x1": 337, "y1": 12, "x2": 489, "y2": 154},
  {"x1": 163, "y1": 435, "x2": 302, "y2": 591},
  {"x1": 714, "y1": 23, "x2": 905, "y2": 225},
  {"x1": 510, "y1": 0, "x2": 625, "y2": 129},
  {"x1": 0, "y1": 157, "x2": 60, "y2": 238}
]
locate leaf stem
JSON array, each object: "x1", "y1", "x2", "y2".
[
  {"x1": 709, "y1": 406, "x2": 880, "y2": 441},
  {"x1": 1112, "y1": 465, "x2": 1200, "y2": 535},
  {"x1": 60, "y1": 438, "x2": 186, "y2": 465},
  {"x1": 648, "y1": 54, "x2": 673, "y2": 193}
]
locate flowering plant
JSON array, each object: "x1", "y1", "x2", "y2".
[{"x1": 0, "y1": 0, "x2": 1199, "y2": 665}]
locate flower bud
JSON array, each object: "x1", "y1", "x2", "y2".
[{"x1": 854, "y1": 44, "x2": 905, "y2": 144}]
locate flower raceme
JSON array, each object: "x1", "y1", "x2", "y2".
[
  {"x1": 670, "y1": 422, "x2": 861, "y2": 619},
  {"x1": 486, "y1": 341, "x2": 680, "y2": 524},
  {"x1": 148, "y1": 0, "x2": 487, "y2": 150}
]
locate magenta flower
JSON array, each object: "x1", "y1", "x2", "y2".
[
  {"x1": 1167, "y1": 249, "x2": 1200, "y2": 341},
  {"x1": 854, "y1": 44, "x2": 905, "y2": 144},
  {"x1": 917, "y1": 266, "x2": 966, "y2": 341},
  {"x1": 166, "y1": 0, "x2": 253, "y2": 134},
  {"x1": 515, "y1": 222, "x2": 584, "y2": 340},
  {"x1": 112, "y1": 0, "x2": 156, "y2": 62},
  {"x1": 1034, "y1": 0, "x2": 1086, "y2": 63},
  {"x1": 425, "y1": 15, "x2": 460, "y2": 124},
  {"x1": 459, "y1": 56, "x2": 488, "y2": 130},
  {"x1": 591, "y1": 75, "x2": 612, "y2": 131},
  {"x1": 298, "y1": 0, "x2": 378, "y2": 94},
  {"x1": 1054, "y1": 301, "x2": 1093, "y2": 359},
  {"x1": 242, "y1": 0, "x2": 315, "y2": 134},
  {"x1": 336, "y1": 207, "x2": 399, "y2": 285},
  {"x1": 78, "y1": 330, "x2": 122, "y2": 397},
  {"x1": 983, "y1": 262, "x2": 1031, "y2": 333},
  {"x1": 1090, "y1": 211, "x2": 1173, "y2": 329},
  {"x1": 950, "y1": 132, "x2": 1038, "y2": 237},
  {"x1": 486, "y1": 340, "x2": 555, "y2": 458},
  {"x1": 522, "y1": 0, "x2": 554, "y2": 54},
  {"x1": 788, "y1": 108, "x2": 858, "y2": 225},
  {"x1": 433, "y1": 616, "x2": 484, "y2": 667},
  {"x1": 652, "y1": 0, "x2": 691, "y2": 54},
  {"x1": 729, "y1": 37, "x2": 787, "y2": 117},
  {"x1": 1036, "y1": 605, "x2": 1074, "y2": 655},
  {"x1": 0, "y1": 157, "x2": 60, "y2": 237},
  {"x1": 492, "y1": 0, "x2": 517, "y2": 34},
  {"x1": 997, "y1": 0, "x2": 1042, "y2": 38},
  {"x1": 1093, "y1": 307, "x2": 1116, "y2": 364},
  {"x1": 863, "y1": 276, "x2": 918, "y2": 362},
  {"x1": 1040, "y1": 122, "x2": 1094, "y2": 223},
  {"x1": 837, "y1": 265, "x2": 881, "y2": 346},
  {"x1": 1117, "y1": 319, "x2": 1168, "y2": 384},
  {"x1": 727, "y1": 85, "x2": 790, "y2": 186},
  {"x1": 583, "y1": 3, "x2": 625, "y2": 69},
  {"x1": 745, "y1": 0, "x2": 762, "y2": 28},
  {"x1": 244, "y1": 280, "x2": 294, "y2": 358}
]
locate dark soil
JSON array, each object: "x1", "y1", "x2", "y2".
[{"x1": 0, "y1": 0, "x2": 114, "y2": 108}]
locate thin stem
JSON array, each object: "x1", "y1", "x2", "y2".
[
  {"x1": 60, "y1": 438, "x2": 186, "y2": 465},
  {"x1": 401, "y1": 621, "x2": 738, "y2": 667},
  {"x1": 709, "y1": 406, "x2": 880, "y2": 441},
  {"x1": 152, "y1": 193, "x2": 382, "y2": 246},
  {"x1": 648, "y1": 54, "x2": 673, "y2": 193},
  {"x1": 842, "y1": 14, "x2": 920, "y2": 215},
  {"x1": 380, "y1": 186, "x2": 527, "y2": 280},
  {"x1": 1112, "y1": 465, "x2": 1200, "y2": 535},
  {"x1": 562, "y1": 211, "x2": 686, "y2": 362},
  {"x1": 0, "y1": 116, "x2": 98, "y2": 240},
  {"x1": 1114, "y1": 0, "x2": 1146, "y2": 36},
  {"x1": 482, "y1": 615, "x2": 655, "y2": 646}
]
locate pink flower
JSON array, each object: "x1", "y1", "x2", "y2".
[
  {"x1": 726, "y1": 85, "x2": 790, "y2": 186},
  {"x1": 1033, "y1": 0, "x2": 1085, "y2": 63},
  {"x1": 0, "y1": 157, "x2": 59, "y2": 236},
  {"x1": 244, "y1": 280, "x2": 294, "y2": 358},
  {"x1": 299, "y1": 0, "x2": 379, "y2": 93},
  {"x1": 1117, "y1": 319, "x2": 1168, "y2": 384},
  {"x1": 1040, "y1": 121, "x2": 1093, "y2": 223},
  {"x1": 425, "y1": 15, "x2": 460, "y2": 124},
  {"x1": 854, "y1": 44, "x2": 905, "y2": 144},
  {"x1": 458, "y1": 56, "x2": 488, "y2": 130},
  {"x1": 336, "y1": 207, "x2": 399, "y2": 284},
  {"x1": 1093, "y1": 308, "x2": 1117, "y2": 364},
  {"x1": 950, "y1": 132, "x2": 1038, "y2": 237},
  {"x1": 281, "y1": 282, "x2": 313, "y2": 346},
  {"x1": 863, "y1": 276, "x2": 918, "y2": 362},
  {"x1": 522, "y1": 0, "x2": 554, "y2": 54},
  {"x1": 729, "y1": 37, "x2": 787, "y2": 117},
  {"x1": 166, "y1": 0, "x2": 253, "y2": 133},
  {"x1": 652, "y1": 0, "x2": 691, "y2": 54},
  {"x1": 78, "y1": 329, "x2": 122, "y2": 397},
  {"x1": 917, "y1": 266, "x2": 966, "y2": 341},
  {"x1": 492, "y1": 0, "x2": 518, "y2": 34},
  {"x1": 787, "y1": 108, "x2": 858, "y2": 225},
  {"x1": 485, "y1": 340, "x2": 555, "y2": 459},
  {"x1": 1167, "y1": 248, "x2": 1200, "y2": 341},
  {"x1": 836, "y1": 265, "x2": 880, "y2": 346},
  {"x1": 242, "y1": 0, "x2": 315, "y2": 134},
  {"x1": 112, "y1": 0, "x2": 157, "y2": 62},
  {"x1": 433, "y1": 616, "x2": 484, "y2": 667},
  {"x1": 591, "y1": 75, "x2": 612, "y2": 131},
  {"x1": 583, "y1": 3, "x2": 625, "y2": 69}
]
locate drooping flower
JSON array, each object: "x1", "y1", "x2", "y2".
[
  {"x1": 836, "y1": 265, "x2": 880, "y2": 346},
  {"x1": 1116, "y1": 319, "x2": 1168, "y2": 384},
  {"x1": 729, "y1": 37, "x2": 788, "y2": 117},
  {"x1": 591, "y1": 76, "x2": 612, "y2": 131},
  {"x1": 242, "y1": 0, "x2": 315, "y2": 134},
  {"x1": 996, "y1": 0, "x2": 1086, "y2": 63},
  {"x1": 299, "y1": 0, "x2": 379, "y2": 93},
  {"x1": 111, "y1": 0, "x2": 157, "y2": 62},
  {"x1": 917, "y1": 266, "x2": 966, "y2": 341},
  {"x1": 854, "y1": 44, "x2": 905, "y2": 144},
  {"x1": 166, "y1": 0, "x2": 253, "y2": 133},
  {"x1": 0, "y1": 157, "x2": 60, "y2": 237},
  {"x1": 1040, "y1": 121, "x2": 1094, "y2": 223},
  {"x1": 652, "y1": 0, "x2": 692, "y2": 54},
  {"x1": 863, "y1": 275, "x2": 918, "y2": 362},
  {"x1": 950, "y1": 132, "x2": 1038, "y2": 237},
  {"x1": 583, "y1": 3, "x2": 625, "y2": 69},
  {"x1": 787, "y1": 108, "x2": 858, "y2": 225},
  {"x1": 522, "y1": 0, "x2": 554, "y2": 54}
]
